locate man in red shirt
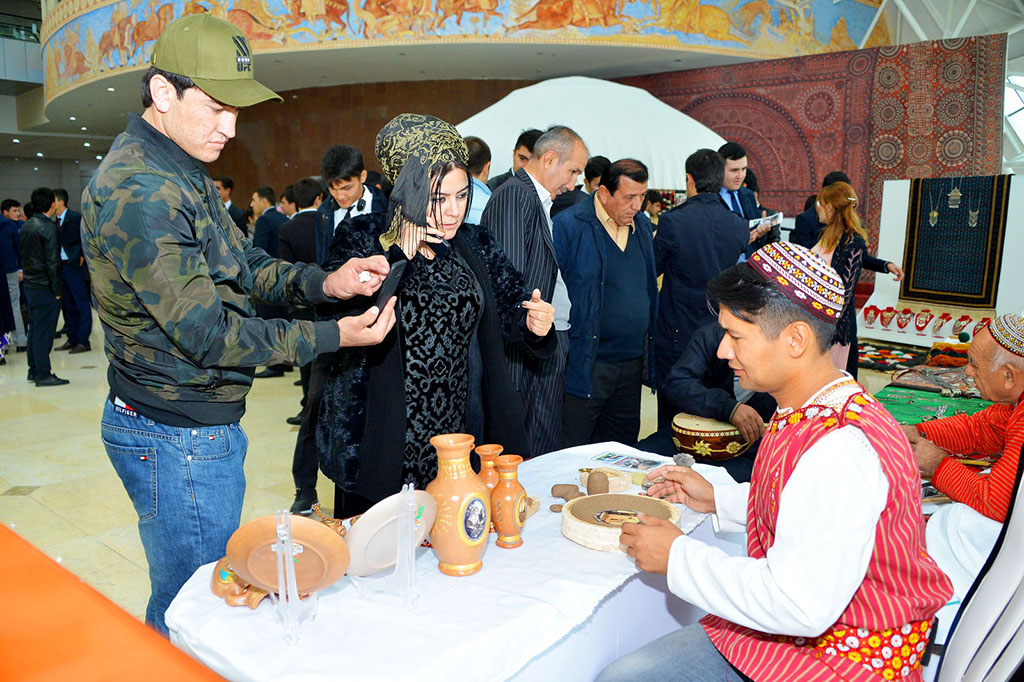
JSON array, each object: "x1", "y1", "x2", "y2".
[{"x1": 904, "y1": 313, "x2": 1024, "y2": 522}]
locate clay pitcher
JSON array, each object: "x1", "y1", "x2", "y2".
[
  {"x1": 426, "y1": 433, "x2": 491, "y2": 576},
  {"x1": 475, "y1": 444, "x2": 502, "y2": 492},
  {"x1": 491, "y1": 454, "x2": 526, "y2": 549}
]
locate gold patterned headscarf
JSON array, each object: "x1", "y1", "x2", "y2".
[{"x1": 374, "y1": 113, "x2": 469, "y2": 249}]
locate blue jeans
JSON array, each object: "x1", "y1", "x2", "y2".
[
  {"x1": 100, "y1": 399, "x2": 247, "y2": 634},
  {"x1": 596, "y1": 624, "x2": 748, "y2": 682}
]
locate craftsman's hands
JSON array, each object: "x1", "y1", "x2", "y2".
[
  {"x1": 912, "y1": 438, "x2": 950, "y2": 479},
  {"x1": 620, "y1": 513, "x2": 681, "y2": 574},
  {"x1": 523, "y1": 289, "x2": 555, "y2": 337},
  {"x1": 730, "y1": 403, "x2": 765, "y2": 443},
  {"x1": 901, "y1": 423, "x2": 921, "y2": 443},
  {"x1": 887, "y1": 262, "x2": 906, "y2": 282},
  {"x1": 643, "y1": 465, "x2": 716, "y2": 513},
  {"x1": 323, "y1": 256, "x2": 390, "y2": 299},
  {"x1": 337, "y1": 296, "x2": 397, "y2": 348}
]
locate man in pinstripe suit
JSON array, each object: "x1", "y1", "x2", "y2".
[{"x1": 480, "y1": 126, "x2": 589, "y2": 456}]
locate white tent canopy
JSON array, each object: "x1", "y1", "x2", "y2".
[{"x1": 457, "y1": 76, "x2": 725, "y2": 190}]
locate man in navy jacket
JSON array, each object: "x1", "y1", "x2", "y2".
[
  {"x1": 717, "y1": 142, "x2": 775, "y2": 257},
  {"x1": 653, "y1": 149, "x2": 748, "y2": 428},
  {"x1": 554, "y1": 159, "x2": 658, "y2": 447},
  {"x1": 0, "y1": 199, "x2": 26, "y2": 350}
]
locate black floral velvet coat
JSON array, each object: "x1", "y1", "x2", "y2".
[{"x1": 316, "y1": 213, "x2": 555, "y2": 502}]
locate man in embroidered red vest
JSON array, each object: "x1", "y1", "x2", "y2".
[
  {"x1": 600, "y1": 242, "x2": 952, "y2": 682},
  {"x1": 903, "y1": 313, "x2": 1024, "y2": 523}
]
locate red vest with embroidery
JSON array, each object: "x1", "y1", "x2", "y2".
[{"x1": 702, "y1": 384, "x2": 953, "y2": 682}]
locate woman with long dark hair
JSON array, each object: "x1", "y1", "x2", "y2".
[
  {"x1": 317, "y1": 114, "x2": 557, "y2": 517},
  {"x1": 812, "y1": 181, "x2": 904, "y2": 371}
]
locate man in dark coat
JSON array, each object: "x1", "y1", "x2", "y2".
[
  {"x1": 52, "y1": 189, "x2": 92, "y2": 353},
  {"x1": 279, "y1": 177, "x2": 330, "y2": 514},
  {"x1": 480, "y1": 125, "x2": 588, "y2": 456},
  {"x1": 554, "y1": 159, "x2": 659, "y2": 447},
  {"x1": 314, "y1": 145, "x2": 387, "y2": 265},
  {"x1": 19, "y1": 187, "x2": 68, "y2": 386},
  {"x1": 213, "y1": 176, "x2": 248, "y2": 238},
  {"x1": 717, "y1": 142, "x2": 776, "y2": 257},
  {"x1": 250, "y1": 185, "x2": 293, "y2": 378},
  {"x1": 0, "y1": 199, "x2": 26, "y2": 351},
  {"x1": 637, "y1": 322, "x2": 776, "y2": 482},
  {"x1": 654, "y1": 148, "x2": 748, "y2": 427}
]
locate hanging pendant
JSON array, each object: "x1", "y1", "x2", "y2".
[
  {"x1": 947, "y1": 187, "x2": 961, "y2": 209},
  {"x1": 928, "y1": 209, "x2": 939, "y2": 227},
  {"x1": 968, "y1": 209, "x2": 979, "y2": 227}
]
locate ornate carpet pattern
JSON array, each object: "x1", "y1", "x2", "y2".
[{"x1": 619, "y1": 35, "x2": 1006, "y2": 266}]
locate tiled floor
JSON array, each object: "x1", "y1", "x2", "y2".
[{"x1": 0, "y1": 313, "x2": 889, "y2": 620}]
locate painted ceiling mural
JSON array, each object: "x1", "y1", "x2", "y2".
[{"x1": 42, "y1": 0, "x2": 890, "y2": 100}]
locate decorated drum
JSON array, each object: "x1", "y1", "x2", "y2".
[{"x1": 671, "y1": 412, "x2": 753, "y2": 462}]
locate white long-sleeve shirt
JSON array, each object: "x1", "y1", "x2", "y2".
[{"x1": 667, "y1": 378, "x2": 890, "y2": 637}]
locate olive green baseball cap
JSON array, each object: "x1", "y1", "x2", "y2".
[{"x1": 151, "y1": 14, "x2": 282, "y2": 107}]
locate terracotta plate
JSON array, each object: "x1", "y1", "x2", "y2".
[
  {"x1": 346, "y1": 490, "x2": 437, "y2": 577},
  {"x1": 226, "y1": 515, "x2": 350, "y2": 593}
]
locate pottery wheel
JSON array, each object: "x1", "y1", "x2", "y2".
[{"x1": 561, "y1": 493, "x2": 681, "y2": 553}]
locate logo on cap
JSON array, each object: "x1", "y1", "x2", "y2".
[{"x1": 233, "y1": 35, "x2": 251, "y2": 72}]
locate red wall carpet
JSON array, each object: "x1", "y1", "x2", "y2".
[{"x1": 620, "y1": 34, "x2": 1006, "y2": 273}]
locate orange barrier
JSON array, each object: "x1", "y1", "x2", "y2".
[{"x1": 0, "y1": 524, "x2": 223, "y2": 681}]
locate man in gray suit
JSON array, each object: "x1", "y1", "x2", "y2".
[{"x1": 480, "y1": 125, "x2": 588, "y2": 456}]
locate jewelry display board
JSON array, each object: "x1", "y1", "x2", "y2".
[
  {"x1": 900, "y1": 175, "x2": 1011, "y2": 308},
  {"x1": 855, "y1": 178, "x2": 1024, "y2": 348}
]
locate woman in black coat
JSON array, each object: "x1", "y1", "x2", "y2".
[
  {"x1": 317, "y1": 114, "x2": 557, "y2": 517},
  {"x1": 811, "y1": 181, "x2": 904, "y2": 372}
]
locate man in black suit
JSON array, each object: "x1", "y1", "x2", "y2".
[
  {"x1": 486, "y1": 128, "x2": 543, "y2": 192},
  {"x1": 654, "y1": 149, "x2": 748, "y2": 427},
  {"x1": 278, "y1": 177, "x2": 329, "y2": 514},
  {"x1": 249, "y1": 185, "x2": 294, "y2": 379},
  {"x1": 551, "y1": 154, "x2": 609, "y2": 218},
  {"x1": 213, "y1": 176, "x2": 248, "y2": 238},
  {"x1": 791, "y1": 171, "x2": 851, "y2": 248},
  {"x1": 480, "y1": 125, "x2": 588, "y2": 456},
  {"x1": 52, "y1": 189, "x2": 91, "y2": 353},
  {"x1": 314, "y1": 145, "x2": 387, "y2": 265},
  {"x1": 717, "y1": 142, "x2": 775, "y2": 257}
]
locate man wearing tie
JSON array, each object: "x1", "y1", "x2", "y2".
[
  {"x1": 314, "y1": 145, "x2": 386, "y2": 264},
  {"x1": 717, "y1": 142, "x2": 775, "y2": 256},
  {"x1": 53, "y1": 189, "x2": 91, "y2": 353}
]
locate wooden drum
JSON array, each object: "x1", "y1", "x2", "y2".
[{"x1": 671, "y1": 412, "x2": 752, "y2": 462}]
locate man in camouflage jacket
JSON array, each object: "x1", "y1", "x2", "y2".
[{"x1": 81, "y1": 15, "x2": 396, "y2": 633}]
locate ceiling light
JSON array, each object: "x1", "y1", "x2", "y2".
[
  {"x1": 36, "y1": 152, "x2": 43, "y2": 157},
  {"x1": 12, "y1": 138, "x2": 19, "y2": 143},
  {"x1": 33, "y1": 167, "x2": 38, "y2": 171},
  {"x1": 107, "y1": 87, "x2": 115, "y2": 92},
  {"x1": 95, "y1": 155, "x2": 102, "y2": 160},
  {"x1": 69, "y1": 116, "x2": 76, "y2": 121},
  {"x1": 83, "y1": 142, "x2": 91, "y2": 147},
  {"x1": 80, "y1": 126, "x2": 87, "y2": 131}
]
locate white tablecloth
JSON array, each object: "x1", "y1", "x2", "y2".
[{"x1": 166, "y1": 443, "x2": 744, "y2": 681}]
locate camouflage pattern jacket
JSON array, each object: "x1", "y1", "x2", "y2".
[{"x1": 81, "y1": 113, "x2": 340, "y2": 426}]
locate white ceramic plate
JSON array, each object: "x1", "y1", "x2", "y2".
[{"x1": 346, "y1": 490, "x2": 437, "y2": 577}]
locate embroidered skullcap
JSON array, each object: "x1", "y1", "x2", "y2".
[
  {"x1": 747, "y1": 242, "x2": 845, "y2": 323},
  {"x1": 988, "y1": 314, "x2": 1024, "y2": 357},
  {"x1": 374, "y1": 113, "x2": 469, "y2": 248}
]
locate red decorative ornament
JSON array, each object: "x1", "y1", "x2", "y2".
[
  {"x1": 896, "y1": 308, "x2": 913, "y2": 331},
  {"x1": 973, "y1": 317, "x2": 992, "y2": 337},
  {"x1": 951, "y1": 314, "x2": 973, "y2": 336},
  {"x1": 863, "y1": 305, "x2": 880, "y2": 327},
  {"x1": 932, "y1": 312, "x2": 953, "y2": 336},
  {"x1": 914, "y1": 309, "x2": 934, "y2": 335},
  {"x1": 880, "y1": 306, "x2": 897, "y2": 329}
]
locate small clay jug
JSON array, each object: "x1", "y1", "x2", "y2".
[
  {"x1": 426, "y1": 433, "x2": 491, "y2": 576},
  {"x1": 475, "y1": 444, "x2": 502, "y2": 492},
  {"x1": 491, "y1": 454, "x2": 526, "y2": 549}
]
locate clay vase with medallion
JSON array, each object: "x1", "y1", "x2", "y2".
[
  {"x1": 491, "y1": 455, "x2": 526, "y2": 549},
  {"x1": 475, "y1": 444, "x2": 503, "y2": 533},
  {"x1": 426, "y1": 433, "x2": 491, "y2": 576}
]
